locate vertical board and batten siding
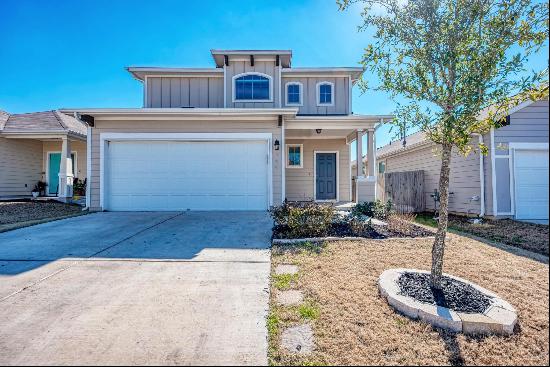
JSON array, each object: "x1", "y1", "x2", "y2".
[
  {"x1": 383, "y1": 141, "x2": 482, "y2": 215},
  {"x1": 146, "y1": 77, "x2": 224, "y2": 108},
  {"x1": 0, "y1": 137, "x2": 43, "y2": 197},
  {"x1": 88, "y1": 120, "x2": 282, "y2": 210},
  {"x1": 42, "y1": 140, "x2": 87, "y2": 180},
  {"x1": 284, "y1": 139, "x2": 351, "y2": 202},
  {"x1": 224, "y1": 61, "x2": 281, "y2": 108},
  {"x1": 282, "y1": 77, "x2": 350, "y2": 115}
]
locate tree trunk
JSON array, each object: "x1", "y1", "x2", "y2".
[{"x1": 431, "y1": 142, "x2": 453, "y2": 289}]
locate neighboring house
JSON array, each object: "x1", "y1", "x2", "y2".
[
  {"x1": 61, "y1": 49, "x2": 393, "y2": 211},
  {"x1": 0, "y1": 110, "x2": 87, "y2": 200},
  {"x1": 376, "y1": 99, "x2": 549, "y2": 223}
]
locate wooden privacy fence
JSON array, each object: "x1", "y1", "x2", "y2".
[{"x1": 384, "y1": 170, "x2": 425, "y2": 213}]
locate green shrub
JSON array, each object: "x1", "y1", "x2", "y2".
[
  {"x1": 351, "y1": 199, "x2": 394, "y2": 220},
  {"x1": 270, "y1": 201, "x2": 335, "y2": 238}
]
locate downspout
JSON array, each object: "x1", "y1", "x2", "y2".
[
  {"x1": 75, "y1": 112, "x2": 91, "y2": 211},
  {"x1": 473, "y1": 133, "x2": 486, "y2": 217}
]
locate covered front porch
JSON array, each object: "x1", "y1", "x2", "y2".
[
  {"x1": 0, "y1": 134, "x2": 87, "y2": 201},
  {"x1": 282, "y1": 114, "x2": 392, "y2": 204}
]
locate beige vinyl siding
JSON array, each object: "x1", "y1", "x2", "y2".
[
  {"x1": 225, "y1": 61, "x2": 281, "y2": 108},
  {"x1": 282, "y1": 77, "x2": 350, "y2": 115},
  {"x1": 0, "y1": 137, "x2": 43, "y2": 197},
  {"x1": 285, "y1": 139, "x2": 351, "y2": 202},
  {"x1": 89, "y1": 119, "x2": 282, "y2": 210},
  {"x1": 384, "y1": 141, "x2": 482, "y2": 215},
  {"x1": 147, "y1": 77, "x2": 224, "y2": 108},
  {"x1": 42, "y1": 140, "x2": 87, "y2": 180}
]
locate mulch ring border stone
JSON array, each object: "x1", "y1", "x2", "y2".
[{"x1": 378, "y1": 268, "x2": 517, "y2": 335}]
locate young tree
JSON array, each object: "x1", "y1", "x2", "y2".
[{"x1": 339, "y1": 0, "x2": 548, "y2": 289}]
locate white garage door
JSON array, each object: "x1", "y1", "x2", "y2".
[
  {"x1": 514, "y1": 149, "x2": 549, "y2": 221},
  {"x1": 106, "y1": 140, "x2": 269, "y2": 211}
]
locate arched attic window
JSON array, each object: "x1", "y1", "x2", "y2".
[{"x1": 233, "y1": 73, "x2": 272, "y2": 102}]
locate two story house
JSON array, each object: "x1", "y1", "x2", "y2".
[{"x1": 63, "y1": 49, "x2": 392, "y2": 211}]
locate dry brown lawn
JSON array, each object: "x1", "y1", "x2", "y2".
[{"x1": 269, "y1": 234, "x2": 549, "y2": 366}]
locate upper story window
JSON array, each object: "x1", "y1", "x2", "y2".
[
  {"x1": 233, "y1": 73, "x2": 272, "y2": 102},
  {"x1": 285, "y1": 82, "x2": 303, "y2": 106},
  {"x1": 316, "y1": 81, "x2": 334, "y2": 106}
]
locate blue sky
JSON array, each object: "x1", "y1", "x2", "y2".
[{"x1": 0, "y1": 0, "x2": 547, "y2": 150}]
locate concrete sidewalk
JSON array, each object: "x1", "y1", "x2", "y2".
[{"x1": 0, "y1": 211, "x2": 272, "y2": 365}]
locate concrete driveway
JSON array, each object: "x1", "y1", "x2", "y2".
[{"x1": 0, "y1": 211, "x2": 272, "y2": 365}]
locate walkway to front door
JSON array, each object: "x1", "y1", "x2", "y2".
[{"x1": 315, "y1": 152, "x2": 337, "y2": 201}]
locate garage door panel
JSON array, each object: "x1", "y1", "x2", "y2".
[
  {"x1": 106, "y1": 140, "x2": 269, "y2": 211},
  {"x1": 514, "y1": 149, "x2": 549, "y2": 221}
]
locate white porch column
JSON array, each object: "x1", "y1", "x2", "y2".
[
  {"x1": 356, "y1": 130, "x2": 364, "y2": 177},
  {"x1": 367, "y1": 128, "x2": 376, "y2": 179},
  {"x1": 58, "y1": 136, "x2": 74, "y2": 201}
]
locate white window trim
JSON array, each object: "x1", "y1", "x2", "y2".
[
  {"x1": 313, "y1": 150, "x2": 339, "y2": 202},
  {"x1": 316, "y1": 81, "x2": 335, "y2": 107},
  {"x1": 286, "y1": 144, "x2": 304, "y2": 168},
  {"x1": 232, "y1": 72, "x2": 273, "y2": 103},
  {"x1": 285, "y1": 81, "x2": 303, "y2": 106},
  {"x1": 99, "y1": 132, "x2": 273, "y2": 211},
  {"x1": 45, "y1": 150, "x2": 77, "y2": 197}
]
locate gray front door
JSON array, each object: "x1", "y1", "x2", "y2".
[{"x1": 316, "y1": 153, "x2": 337, "y2": 200}]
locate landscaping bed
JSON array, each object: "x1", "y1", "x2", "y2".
[
  {"x1": 271, "y1": 201, "x2": 434, "y2": 240},
  {"x1": 416, "y1": 213, "x2": 549, "y2": 256},
  {"x1": 397, "y1": 272, "x2": 492, "y2": 314},
  {"x1": 268, "y1": 236, "x2": 549, "y2": 366},
  {"x1": 0, "y1": 200, "x2": 85, "y2": 232}
]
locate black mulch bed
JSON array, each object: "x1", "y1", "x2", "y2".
[
  {"x1": 272, "y1": 221, "x2": 434, "y2": 239},
  {"x1": 397, "y1": 272, "x2": 493, "y2": 314}
]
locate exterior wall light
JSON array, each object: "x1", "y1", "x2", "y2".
[
  {"x1": 316, "y1": 129, "x2": 322, "y2": 134},
  {"x1": 274, "y1": 139, "x2": 280, "y2": 150}
]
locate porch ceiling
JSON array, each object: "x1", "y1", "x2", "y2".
[
  {"x1": 285, "y1": 129, "x2": 353, "y2": 139},
  {"x1": 285, "y1": 114, "x2": 393, "y2": 131},
  {"x1": 0, "y1": 132, "x2": 86, "y2": 142}
]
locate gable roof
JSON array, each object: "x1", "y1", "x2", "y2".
[
  {"x1": 377, "y1": 98, "x2": 544, "y2": 159},
  {"x1": 377, "y1": 131, "x2": 429, "y2": 159},
  {"x1": 0, "y1": 110, "x2": 86, "y2": 136}
]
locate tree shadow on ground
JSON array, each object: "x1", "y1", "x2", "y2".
[{"x1": 437, "y1": 329, "x2": 465, "y2": 366}]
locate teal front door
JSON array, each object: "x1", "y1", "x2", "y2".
[
  {"x1": 48, "y1": 153, "x2": 75, "y2": 195},
  {"x1": 48, "y1": 153, "x2": 61, "y2": 195}
]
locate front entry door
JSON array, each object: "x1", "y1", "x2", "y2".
[
  {"x1": 48, "y1": 153, "x2": 61, "y2": 195},
  {"x1": 48, "y1": 153, "x2": 75, "y2": 196},
  {"x1": 316, "y1": 153, "x2": 337, "y2": 200}
]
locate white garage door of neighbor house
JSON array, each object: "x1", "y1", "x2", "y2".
[
  {"x1": 106, "y1": 140, "x2": 269, "y2": 211},
  {"x1": 514, "y1": 149, "x2": 549, "y2": 221}
]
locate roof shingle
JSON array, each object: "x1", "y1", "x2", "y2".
[{"x1": 0, "y1": 110, "x2": 86, "y2": 136}]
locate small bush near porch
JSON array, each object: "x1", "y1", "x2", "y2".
[{"x1": 270, "y1": 201, "x2": 433, "y2": 239}]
